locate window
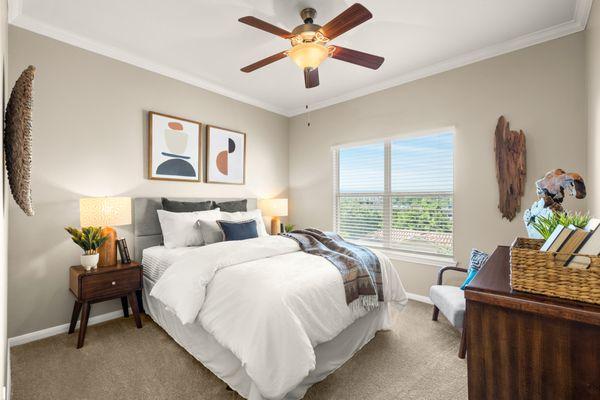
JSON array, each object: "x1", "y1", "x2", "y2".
[{"x1": 333, "y1": 130, "x2": 454, "y2": 257}]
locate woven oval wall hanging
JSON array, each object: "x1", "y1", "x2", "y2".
[{"x1": 4, "y1": 65, "x2": 35, "y2": 216}]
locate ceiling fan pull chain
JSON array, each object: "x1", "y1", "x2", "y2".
[{"x1": 306, "y1": 105, "x2": 311, "y2": 127}]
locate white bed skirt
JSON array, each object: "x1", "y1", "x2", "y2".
[{"x1": 142, "y1": 276, "x2": 392, "y2": 400}]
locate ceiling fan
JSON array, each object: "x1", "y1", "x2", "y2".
[{"x1": 239, "y1": 3, "x2": 384, "y2": 89}]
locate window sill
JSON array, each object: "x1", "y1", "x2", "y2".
[{"x1": 374, "y1": 248, "x2": 457, "y2": 268}]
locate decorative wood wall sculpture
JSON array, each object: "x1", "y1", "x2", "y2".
[
  {"x1": 4, "y1": 65, "x2": 35, "y2": 216},
  {"x1": 495, "y1": 115, "x2": 526, "y2": 221}
]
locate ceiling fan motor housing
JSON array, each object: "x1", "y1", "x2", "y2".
[
  {"x1": 292, "y1": 8, "x2": 323, "y2": 42},
  {"x1": 300, "y1": 8, "x2": 317, "y2": 24}
]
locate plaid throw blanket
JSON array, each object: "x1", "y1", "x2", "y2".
[{"x1": 282, "y1": 228, "x2": 383, "y2": 310}]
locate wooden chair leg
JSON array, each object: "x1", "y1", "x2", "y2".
[
  {"x1": 432, "y1": 305, "x2": 440, "y2": 321},
  {"x1": 458, "y1": 327, "x2": 467, "y2": 359}
]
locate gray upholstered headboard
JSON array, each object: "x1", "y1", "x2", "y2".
[{"x1": 133, "y1": 197, "x2": 257, "y2": 261}]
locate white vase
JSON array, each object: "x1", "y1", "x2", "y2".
[{"x1": 81, "y1": 253, "x2": 99, "y2": 271}]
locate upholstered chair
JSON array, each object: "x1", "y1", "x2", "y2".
[{"x1": 429, "y1": 266, "x2": 468, "y2": 359}]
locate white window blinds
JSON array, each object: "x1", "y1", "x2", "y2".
[{"x1": 333, "y1": 131, "x2": 453, "y2": 256}]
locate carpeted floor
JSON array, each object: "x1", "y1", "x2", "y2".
[{"x1": 10, "y1": 301, "x2": 467, "y2": 400}]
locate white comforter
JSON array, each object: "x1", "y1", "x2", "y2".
[{"x1": 151, "y1": 235, "x2": 407, "y2": 400}]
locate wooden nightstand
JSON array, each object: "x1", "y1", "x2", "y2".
[{"x1": 69, "y1": 262, "x2": 143, "y2": 348}]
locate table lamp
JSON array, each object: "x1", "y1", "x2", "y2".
[
  {"x1": 259, "y1": 198, "x2": 288, "y2": 235},
  {"x1": 80, "y1": 197, "x2": 132, "y2": 267}
]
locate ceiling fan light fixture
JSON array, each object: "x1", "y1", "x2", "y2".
[
  {"x1": 239, "y1": 4, "x2": 383, "y2": 88},
  {"x1": 287, "y1": 42, "x2": 329, "y2": 70}
]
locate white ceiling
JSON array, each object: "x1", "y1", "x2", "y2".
[{"x1": 9, "y1": 0, "x2": 592, "y2": 116}]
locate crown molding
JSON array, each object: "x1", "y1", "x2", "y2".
[
  {"x1": 574, "y1": 0, "x2": 594, "y2": 28},
  {"x1": 289, "y1": 0, "x2": 593, "y2": 116},
  {"x1": 7, "y1": 0, "x2": 22, "y2": 23},
  {"x1": 8, "y1": 0, "x2": 593, "y2": 118},
  {"x1": 9, "y1": 12, "x2": 291, "y2": 116}
]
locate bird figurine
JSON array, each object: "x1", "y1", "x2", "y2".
[{"x1": 523, "y1": 169, "x2": 586, "y2": 238}]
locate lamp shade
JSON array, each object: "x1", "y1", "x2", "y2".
[
  {"x1": 258, "y1": 198, "x2": 288, "y2": 217},
  {"x1": 80, "y1": 197, "x2": 132, "y2": 227}
]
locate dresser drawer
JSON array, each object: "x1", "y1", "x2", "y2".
[{"x1": 80, "y1": 269, "x2": 141, "y2": 300}]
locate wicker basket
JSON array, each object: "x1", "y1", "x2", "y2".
[{"x1": 510, "y1": 237, "x2": 600, "y2": 305}]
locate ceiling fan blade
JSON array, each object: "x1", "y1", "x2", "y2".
[
  {"x1": 331, "y1": 46, "x2": 384, "y2": 69},
  {"x1": 304, "y1": 68, "x2": 320, "y2": 88},
  {"x1": 241, "y1": 52, "x2": 287, "y2": 73},
  {"x1": 320, "y1": 3, "x2": 372, "y2": 40},
  {"x1": 238, "y1": 16, "x2": 294, "y2": 39}
]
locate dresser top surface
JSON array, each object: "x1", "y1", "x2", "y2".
[{"x1": 465, "y1": 246, "x2": 600, "y2": 318}]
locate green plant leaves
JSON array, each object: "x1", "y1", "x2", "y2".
[
  {"x1": 284, "y1": 223, "x2": 295, "y2": 233},
  {"x1": 64, "y1": 226, "x2": 110, "y2": 253},
  {"x1": 532, "y1": 211, "x2": 590, "y2": 240}
]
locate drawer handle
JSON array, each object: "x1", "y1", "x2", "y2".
[{"x1": 111, "y1": 281, "x2": 116, "y2": 286}]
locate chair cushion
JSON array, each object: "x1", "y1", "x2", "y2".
[{"x1": 430, "y1": 285, "x2": 466, "y2": 329}]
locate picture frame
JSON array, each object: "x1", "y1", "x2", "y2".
[
  {"x1": 206, "y1": 125, "x2": 247, "y2": 185},
  {"x1": 148, "y1": 111, "x2": 202, "y2": 182}
]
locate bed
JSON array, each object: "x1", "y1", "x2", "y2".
[{"x1": 134, "y1": 197, "x2": 408, "y2": 400}]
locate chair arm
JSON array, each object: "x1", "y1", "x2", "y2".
[{"x1": 437, "y1": 266, "x2": 468, "y2": 285}]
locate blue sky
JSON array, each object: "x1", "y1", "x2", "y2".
[{"x1": 339, "y1": 132, "x2": 453, "y2": 193}]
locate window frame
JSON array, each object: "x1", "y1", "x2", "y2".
[{"x1": 332, "y1": 128, "x2": 455, "y2": 260}]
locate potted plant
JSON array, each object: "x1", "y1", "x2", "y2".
[
  {"x1": 284, "y1": 223, "x2": 295, "y2": 233},
  {"x1": 65, "y1": 226, "x2": 109, "y2": 270},
  {"x1": 531, "y1": 211, "x2": 590, "y2": 240}
]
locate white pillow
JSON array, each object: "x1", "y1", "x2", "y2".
[
  {"x1": 221, "y1": 209, "x2": 268, "y2": 236},
  {"x1": 157, "y1": 209, "x2": 221, "y2": 248}
]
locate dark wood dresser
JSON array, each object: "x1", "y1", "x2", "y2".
[{"x1": 465, "y1": 246, "x2": 600, "y2": 400}]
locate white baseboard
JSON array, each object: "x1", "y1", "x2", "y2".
[
  {"x1": 8, "y1": 309, "x2": 129, "y2": 347},
  {"x1": 5, "y1": 348, "x2": 10, "y2": 400},
  {"x1": 406, "y1": 292, "x2": 433, "y2": 305},
  {"x1": 8, "y1": 293, "x2": 432, "y2": 347}
]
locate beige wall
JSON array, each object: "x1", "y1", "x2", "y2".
[
  {"x1": 587, "y1": 2, "x2": 600, "y2": 216},
  {"x1": 7, "y1": 27, "x2": 289, "y2": 338},
  {"x1": 6, "y1": 25, "x2": 591, "y2": 337},
  {"x1": 289, "y1": 33, "x2": 588, "y2": 296},
  {"x1": 1, "y1": 0, "x2": 8, "y2": 391}
]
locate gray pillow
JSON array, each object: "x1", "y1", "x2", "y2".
[
  {"x1": 214, "y1": 199, "x2": 247, "y2": 212},
  {"x1": 162, "y1": 198, "x2": 214, "y2": 213},
  {"x1": 197, "y1": 219, "x2": 224, "y2": 245}
]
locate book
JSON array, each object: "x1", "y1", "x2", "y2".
[
  {"x1": 540, "y1": 225, "x2": 573, "y2": 252},
  {"x1": 117, "y1": 238, "x2": 131, "y2": 264},
  {"x1": 555, "y1": 226, "x2": 590, "y2": 265},
  {"x1": 566, "y1": 227, "x2": 600, "y2": 269},
  {"x1": 585, "y1": 218, "x2": 600, "y2": 232}
]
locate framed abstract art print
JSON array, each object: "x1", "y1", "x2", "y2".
[
  {"x1": 206, "y1": 125, "x2": 246, "y2": 185},
  {"x1": 148, "y1": 111, "x2": 202, "y2": 182}
]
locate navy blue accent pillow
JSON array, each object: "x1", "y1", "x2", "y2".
[{"x1": 217, "y1": 219, "x2": 258, "y2": 241}]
